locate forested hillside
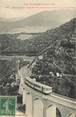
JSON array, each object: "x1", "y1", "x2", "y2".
[
  {"x1": 0, "y1": 18, "x2": 76, "y2": 56},
  {"x1": 30, "y1": 18, "x2": 76, "y2": 98},
  {"x1": 0, "y1": 59, "x2": 19, "y2": 95},
  {"x1": 0, "y1": 18, "x2": 76, "y2": 98},
  {"x1": 0, "y1": 33, "x2": 39, "y2": 55}
]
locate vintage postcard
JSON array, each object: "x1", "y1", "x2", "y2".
[{"x1": 0, "y1": 0, "x2": 76, "y2": 117}]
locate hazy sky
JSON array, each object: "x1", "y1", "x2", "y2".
[{"x1": 0, "y1": 0, "x2": 76, "y2": 19}]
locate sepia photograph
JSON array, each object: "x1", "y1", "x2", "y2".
[{"x1": 0, "y1": 0, "x2": 76, "y2": 117}]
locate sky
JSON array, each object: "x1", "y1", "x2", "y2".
[{"x1": 0, "y1": 0, "x2": 76, "y2": 19}]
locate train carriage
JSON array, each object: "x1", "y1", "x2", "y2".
[{"x1": 25, "y1": 77, "x2": 52, "y2": 94}]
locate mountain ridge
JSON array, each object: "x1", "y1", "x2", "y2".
[{"x1": 0, "y1": 10, "x2": 76, "y2": 33}]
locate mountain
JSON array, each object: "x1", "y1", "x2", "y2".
[
  {"x1": 22, "y1": 18, "x2": 76, "y2": 55},
  {"x1": 0, "y1": 32, "x2": 39, "y2": 55},
  {"x1": 0, "y1": 18, "x2": 76, "y2": 98},
  {"x1": 30, "y1": 18, "x2": 76, "y2": 98},
  {"x1": 0, "y1": 18, "x2": 76, "y2": 55},
  {"x1": 0, "y1": 10, "x2": 76, "y2": 33}
]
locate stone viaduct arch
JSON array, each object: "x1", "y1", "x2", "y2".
[
  {"x1": 56, "y1": 108, "x2": 62, "y2": 117},
  {"x1": 26, "y1": 91, "x2": 32, "y2": 116},
  {"x1": 46, "y1": 105, "x2": 56, "y2": 117},
  {"x1": 22, "y1": 84, "x2": 76, "y2": 117},
  {"x1": 18, "y1": 67, "x2": 76, "y2": 117},
  {"x1": 33, "y1": 99, "x2": 43, "y2": 117}
]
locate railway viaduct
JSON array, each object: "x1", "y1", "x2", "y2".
[
  {"x1": 21, "y1": 82, "x2": 76, "y2": 117},
  {"x1": 18, "y1": 66, "x2": 76, "y2": 117},
  {"x1": 1, "y1": 54, "x2": 76, "y2": 117}
]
